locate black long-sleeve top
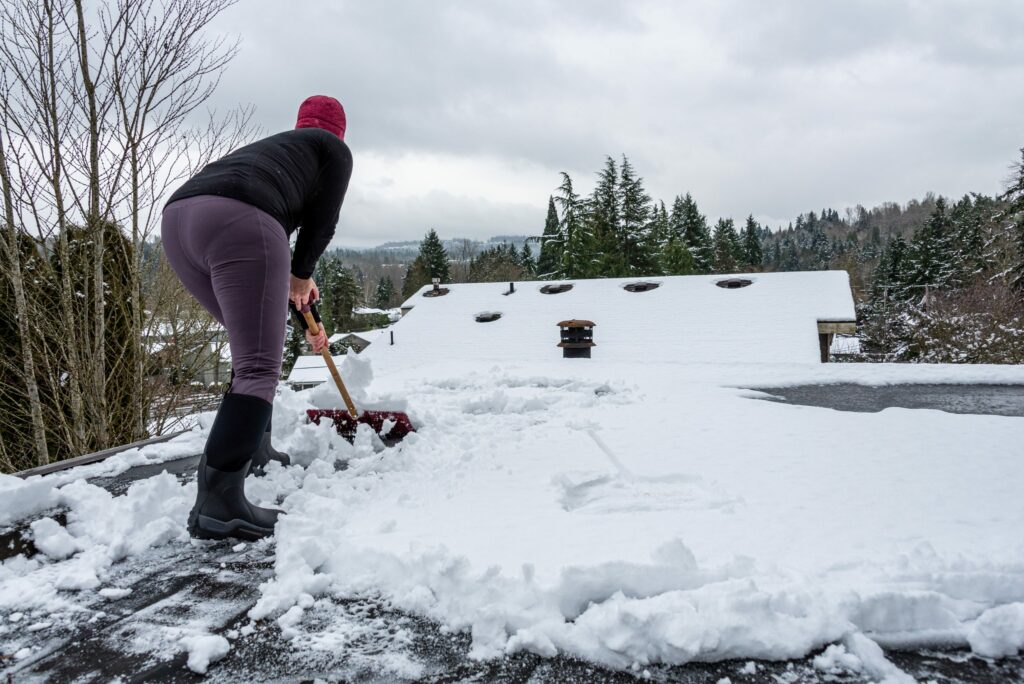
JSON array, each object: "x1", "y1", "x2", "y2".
[{"x1": 167, "y1": 128, "x2": 353, "y2": 278}]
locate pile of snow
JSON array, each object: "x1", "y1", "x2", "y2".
[{"x1": 0, "y1": 430, "x2": 205, "y2": 527}]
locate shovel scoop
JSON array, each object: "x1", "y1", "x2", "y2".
[{"x1": 294, "y1": 301, "x2": 415, "y2": 445}]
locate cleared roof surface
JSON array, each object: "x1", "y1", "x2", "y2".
[{"x1": 392, "y1": 271, "x2": 855, "y2": 365}]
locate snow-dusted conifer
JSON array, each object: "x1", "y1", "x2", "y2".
[
  {"x1": 712, "y1": 218, "x2": 742, "y2": 273},
  {"x1": 742, "y1": 215, "x2": 764, "y2": 269},
  {"x1": 537, "y1": 196, "x2": 562, "y2": 279}
]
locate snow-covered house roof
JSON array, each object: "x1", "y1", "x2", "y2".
[
  {"x1": 353, "y1": 307, "x2": 402, "y2": 321},
  {"x1": 389, "y1": 271, "x2": 855, "y2": 365},
  {"x1": 285, "y1": 355, "x2": 346, "y2": 388},
  {"x1": 327, "y1": 328, "x2": 388, "y2": 345}
]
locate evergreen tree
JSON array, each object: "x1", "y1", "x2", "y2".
[
  {"x1": 520, "y1": 242, "x2": 536, "y2": 277},
  {"x1": 1001, "y1": 147, "x2": 1024, "y2": 289},
  {"x1": 646, "y1": 201, "x2": 670, "y2": 272},
  {"x1": 587, "y1": 156, "x2": 622, "y2": 276},
  {"x1": 419, "y1": 229, "x2": 451, "y2": 283},
  {"x1": 661, "y1": 232, "x2": 696, "y2": 275},
  {"x1": 555, "y1": 172, "x2": 589, "y2": 278},
  {"x1": 741, "y1": 215, "x2": 764, "y2": 269},
  {"x1": 768, "y1": 240, "x2": 782, "y2": 270},
  {"x1": 617, "y1": 156, "x2": 656, "y2": 274},
  {"x1": 668, "y1": 195, "x2": 686, "y2": 240},
  {"x1": 712, "y1": 218, "x2": 743, "y2": 273},
  {"x1": 906, "y1": 197, "x2": 954, "y2": 291},
  {"x1": 281, "y1": 324, "x2": 305, "y2": 375},
  {"x1": 314, "y1": 255, "x2": 362, "y2": 332},
  {"x1": 400, "y1": 255, "x2": 431, "y2": 299},
  {"x1": 537, "y1": 196, "x2": 562, "y2": 278},
  {"x1": 872, "y1": 236, "x2": 910, "y2": 301},
  {"x1": 949, "y1": 194, "x2": 987, "y2": 286},
  {"x1": 374, "y1": 275, "x2": 396, "y2": 309},
  {"x1": 676, "y1": 193, "x2": 714, "y2": 273}
]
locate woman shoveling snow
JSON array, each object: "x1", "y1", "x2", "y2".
[{"x1": 162, "y1": 95, "x2": 352, "y2": 541}]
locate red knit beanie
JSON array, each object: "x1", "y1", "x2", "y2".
[{"x1": 296, "y1": 95, "x2": 346, "y2": 139}]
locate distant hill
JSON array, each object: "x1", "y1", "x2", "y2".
[
  {"x1": 326, "y1": 234, "x2": 536, "y2": 302},
  {"x1": 360, "y1": 235, "x2": 534, "y2": 254}
]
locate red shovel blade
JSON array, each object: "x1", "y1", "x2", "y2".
[{"x1": 307, "y1": 409, "x2": 415, "y2": 445}]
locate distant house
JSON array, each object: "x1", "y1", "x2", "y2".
[
  {"x1": 327, "y1": 328, "x2": 389, "y2": 355},
  {"x1": 353, "y1": 307, "x2": 402, "y2": 323},
  {"x1": 144, "y1": 319, "x2": 232, "y2": 387}
]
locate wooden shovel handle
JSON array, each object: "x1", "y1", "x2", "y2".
[{"x1": 301, "y1": 308, "x2": 360, "y2": 418}]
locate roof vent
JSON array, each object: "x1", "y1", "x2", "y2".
[
  {"x1": 540, "y1": 283, "x2": 573, "y2": 294},
  {"x1": 715, "y1": 278, "x2": 753, "y2": 289},
  {"x1": 423, "y1": 278, "x2": 449, "y2": 297},
  {"x1": 624, "y1": 281, "x2": 660, "y2": 293},
  {"x1": 475, "y1": 312, "x2": 502, "y2": 323}
]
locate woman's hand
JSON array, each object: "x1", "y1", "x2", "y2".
[
  {"x1": 305, "y1": 327, "x2": 329, "y2": 353},
  {"x1": 289, "y1": 275, "x2": 320, "y2": 310}
]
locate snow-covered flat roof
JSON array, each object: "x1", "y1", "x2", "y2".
[{"x1": 391, "y1": 271, "x2": 854, "y2": 365}]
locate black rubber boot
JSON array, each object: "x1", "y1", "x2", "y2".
[
  {"x1": 188, "y1": 393, "x2": 280, "y2": 541},
  {"x1": 249, "y1": 414, "x2": 292, "y2": 477}
]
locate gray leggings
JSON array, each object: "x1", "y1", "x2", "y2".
[{"x1": 161, "y1": 195, "x2": 290, "y2": 403}]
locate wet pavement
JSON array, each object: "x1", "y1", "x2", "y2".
[{"x1": 749, "y1": 383, "x2": 1024, "y2": 417}]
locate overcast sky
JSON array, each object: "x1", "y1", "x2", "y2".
[{"x1": 203, "y1": 0, "x2": 1024, "y2": 248}]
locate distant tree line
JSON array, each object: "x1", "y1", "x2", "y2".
[
  {"x1": 536, "y1": 156, "x2": 765, "y2": 280},
  {"x1": 857, "y1": 151, "x2": 1024, "y2": 363}
]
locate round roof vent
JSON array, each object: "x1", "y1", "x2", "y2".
[
  {"x1": 423, "y1": 287, "x2": 450, "y2": 297},
  {"x1": 624, "y1": 281, "x2": 660, "y2": 293},
  {"x1": 715, "y1": 278, "x2": 753, "y2": 289},
  {"x1": 540, "y1": 283, "x2": 574, "y2": 294},
  {"x1": 475, "y1": 312, "x2": 502, "y2": 323}
]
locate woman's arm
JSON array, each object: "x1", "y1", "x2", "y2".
[{"x1": 291, "y1": 139, "x2": 353, "y2": 279}]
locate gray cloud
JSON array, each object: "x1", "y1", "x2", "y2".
[{"x1": 201, "y1": 0, "x2": 1024, "y2": 244}]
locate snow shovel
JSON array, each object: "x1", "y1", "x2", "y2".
[{"x1": 295, "y1": 302, "x2": 415, "y2": 445}]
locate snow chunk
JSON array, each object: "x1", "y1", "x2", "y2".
[
  {"x1": 843, "y1": 632, "x2": 914, "y2": 684},
  {"x1": 0, "y1": 474, "x2": 59, "y2": 526},
  {"x1": 181, "y1": 634, "x2": 230, "y2": 674},
  {"x1": 30, "y1": 517, "x2": 79, "y2": 560},
  {"x1": 812, "y1": 643, "x2": 862, "y2": 674},
  {"x1": 968, "y1": 603, "x2": 1024, "y2": 658}
]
